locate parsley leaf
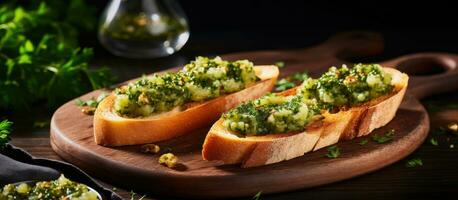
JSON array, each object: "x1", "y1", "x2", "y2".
[
  {"x1": 292, "y1": 72, "x2": 309, "y2": 82},
  {"x1": 274, "y1": 71, "x2": 309, "y2": 92},
  {"x1": 371, "y1": 129, "x2": 395, "y2": 144},
  {"x1": 429, "y1": 138, "x2": 438, "y2": 146},
  {"x1": 275, "y1": 61, "x2": 285, "y2": 68},
  {"x1": 274, "y1": 78, "x2": 295, "y2": 92},
  {"x1": 405, "y1": 158, "x2": 423, "y2": 168},
  {"x1": 252, "y1": 191, "x2": 262, "y2": 200},
  {"x1": 0, "y1": 120, "x2": 13, "y2": 150},
  {"x1": 326, "y1": 145, "x2": 341, "y2": 158},
  {"x1": 0, "y1": 1, "x2": 114, "y2": 113},
  {"x1": 359, "y1": 139, "x2": 369, "y2": 145},
  {"x1": 75, "y1": 93, "x2": 108, "y2": 108}
]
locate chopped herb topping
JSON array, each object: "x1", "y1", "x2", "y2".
[
  {"x1": 0, "y1": 174, "x2": 98, "y2": 200},
  {"x1": 223, "y1": 94, "x2": 319, "y2": 135},
  {"x1": 114, "y1": 57, "x2": 258, "y2": 117},
  {"x1": 300, "y1": 64, "x2": 393, "y2": 110},
  {"x1": 405, "y1": 158, "x2": 423, "y2": 168},
  {"x1": 224, "y1": 64, "x2": 394, "y2": 135}
]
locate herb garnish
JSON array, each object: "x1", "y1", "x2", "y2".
[
  {"x1": 274, "y1": 71, "x2": 309, "y2": 92},
  {"x1": 252, "y1": 191, "x2": 262, "y2": 200},
  {"x1": 0, "y1": 120, "x2": 13, "y2": 150},
  {"x1": 405, "y1": 158, "x2": 423, "y2": 168},
  {"x1": 130, "y1": 191, "x2": 146, "y2": 200},
  {"x1": 359, "y1": 139, "x2": 369, "y2": 145},
  {"x1": 371, "y1": 129, "x2": 395, "y2": 144},
  {"x1": 75, "y1": 93, "x2": 108, "y2": 115},
  {"x1": 0, "y1": 1, "x2": 114, "y2": 113},
  {"x1": 429, "y1": 138, "x2": 438, "y2": 146},
  {"x1": 275, "y1": 61, "x2": 285, "y2": 68},
  {"x1": 274, "y1": 79, "x2": 295, "y2": 92},
  {"x1": 326, "y1": 145, "x2": 341, "y2": 158}
]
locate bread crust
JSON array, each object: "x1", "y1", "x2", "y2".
[
  {"x1": 93, "y1": 65, "x2": 279, "y2": 146},
  {"x1": 202, "y1": 67, "x2": 408, "y2": 167}
]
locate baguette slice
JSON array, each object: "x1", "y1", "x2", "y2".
[
  {"x1": 202, "y1": 67, "x2": 408, "y2": 167},
  {"x1": 93, "y1": 65, "x2": 279, "y2": 146}
]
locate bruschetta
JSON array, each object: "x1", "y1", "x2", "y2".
[
  {"x1": 202, "y1": 64, "x2": 408, "y2": 167},
  {"x1": 94, "y1": 57, "x2": 279, "y2": 146}
]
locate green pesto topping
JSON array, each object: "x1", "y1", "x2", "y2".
[
  {"x1": 222, "y1": 93, "x2": 320, "y2": 135},
  {"x1": 114, "y1": 56, "x2": 258, "y2": 117},
  {"x1": 300, "y1": 63, "x2": 393, "y2": 109},
  {"x1": 223, "y1": 64, "x2": 394, "y2": 135},
  {"x1": 0, "y1": 175, "x2": 98, "y2": 200}
]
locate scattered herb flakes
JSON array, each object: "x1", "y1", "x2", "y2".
[
  {"x1": 274, "y1": 78, "x2": 295, "y2": 91},
  {"x1": 292, "y1": 72, "x2": 309, "y2": 82},
  {"x1": 371, "y1": 129, "x2": 395, "y2": 144},
  {"x1": 253, "y1": 191, "x2": 262, "y2": 200},
  {"x1": 429, "y1": 138, "x2": 439, "y2": 146},
  {"x1": 359, "y1": 139, "x2": 369, "y2": 145},
  {"x1": 325, "y1": 145, "x2": 341, "y2": 158},
  {"x1": 405, "y1": 158, "x2": 423, "y2": 168},
  {"x1": 0, "y1": 120, "x2": 13, "y2": 150},
  {"x1": 275, "y1": 61, "x2": 285, "y2": 68},
  {"x1": 33, "y1": 120, "x2": 50, "y2": 128},
  {"x1": 75, "y1": 93, "x2": 108, "y2": 115},
  {"x1": 274, "y1": 71, "x2": 309, "y2": 92},
  {"x1": 75, "y1": 93, "x2": 108, "y2": 107}
]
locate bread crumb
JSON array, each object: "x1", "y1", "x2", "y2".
[
  {"x1": 159, "y1": 153, "x2": 178, "y2": 168},
  {"x1": 141, "y1": 144, "x2": 160, "y2": 154}
]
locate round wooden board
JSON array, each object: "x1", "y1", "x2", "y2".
[
  {"x1": 50, "y1": 94, "x2": 428, "y2": 198},
  {"x1": 50, "y1": 32, "x2": 458, "y2": 198}
]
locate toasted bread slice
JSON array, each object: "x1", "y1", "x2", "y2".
[
  {"x1": 202, "y1": 67, "x2": 408, "y2": 167},
  {"x1": 93, "y1": 65, "x2": 279, "y2": 146}
]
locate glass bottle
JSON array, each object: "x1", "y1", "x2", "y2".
[{"x1": 98, "y1": 0, "x2": 189, "y2": 58}]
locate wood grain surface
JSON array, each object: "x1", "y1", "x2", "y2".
[{"x1": 49, "y1": 32, "x2": 458, "y2": 198}]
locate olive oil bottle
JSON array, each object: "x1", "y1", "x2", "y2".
[{"x1": 98, "y1": 0, "x2": 189, "y2": 58}]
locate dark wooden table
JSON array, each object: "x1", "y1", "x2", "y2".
[{"x1": 11, "y1": 30, "x2": 458, "y2": 199}]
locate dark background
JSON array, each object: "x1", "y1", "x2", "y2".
[{"x1": 91, "y1": 0, "x2": 458, "y2": 62}]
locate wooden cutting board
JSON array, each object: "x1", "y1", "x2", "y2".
[{"x1": 50, "y1": 32, "x2": 458, "y2": 198}]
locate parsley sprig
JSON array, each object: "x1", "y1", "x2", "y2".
[
  {"x1": 0, "y1": 1, "x2": 114, "y2": 113},
  {"x1": 0, "y1": 120, "x2": 13, "y2": 150}
]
